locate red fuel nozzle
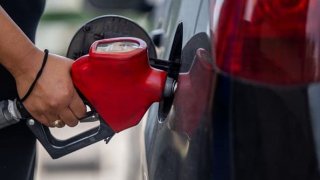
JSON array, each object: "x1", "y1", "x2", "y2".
[{"x1": 71, "y1": 37, "x2": 167, "y2": 132}]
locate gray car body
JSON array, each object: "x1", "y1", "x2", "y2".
[{"x1": 143, "y1": 0, "x2": 214, "y2": 179}]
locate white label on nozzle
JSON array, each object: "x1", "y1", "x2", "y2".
[{"x1": 96, "y1": 41, "x2": 139, "y2": 53}]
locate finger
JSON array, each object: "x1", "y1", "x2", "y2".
[
  {"x1": 27, "y1": 110, "x2": 53, "y2": 127},
  {"x1": 23, "y1": 101, "x2": 53, "y2": 127},
  {"x1": 69, "y1": 91, "x2": 87, "y2": 119},
  {"x1": 37, "y1": 114, "x2": 53, "y2": 127},
  {"x1": 59, "y1": 108, "x2": 79, "y2": 127}
]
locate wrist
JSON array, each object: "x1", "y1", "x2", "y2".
[
  {"x1": 10, "y1": 47, "x2": 44, "y2": 82},
  {"x1": 20, "y1": 49, "x2": 49, "y2": 102}
]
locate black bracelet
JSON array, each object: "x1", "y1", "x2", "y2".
[{"x1": 20, "y1": 49, "x2": 49, "y2": 102}]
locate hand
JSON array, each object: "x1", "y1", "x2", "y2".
[
  {"x1": 15, "y1": 50, "x2": 86, "y2": 127},
  {"x1": 0, "y1": 7, "x2": 85, "y2": 127}
]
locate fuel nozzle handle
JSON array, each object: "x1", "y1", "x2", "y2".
[{"x1": 0, "y1": 99, "x2": 115, "y2": 159}]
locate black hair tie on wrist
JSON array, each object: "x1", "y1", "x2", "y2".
[{"x1": 20, "y1": 49, "x2": 49, "y2": 102}]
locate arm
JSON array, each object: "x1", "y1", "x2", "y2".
[{"x1": 0, "y1": 6, "x2": 86, "y2": 127}]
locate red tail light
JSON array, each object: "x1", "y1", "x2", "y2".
[{"x1": 211, "y1": 0, "x2": 320, "y2": 85}]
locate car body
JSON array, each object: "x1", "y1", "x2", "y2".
[{"x1": 144, "y1": 0, "x2": 214, "y2": 179}]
